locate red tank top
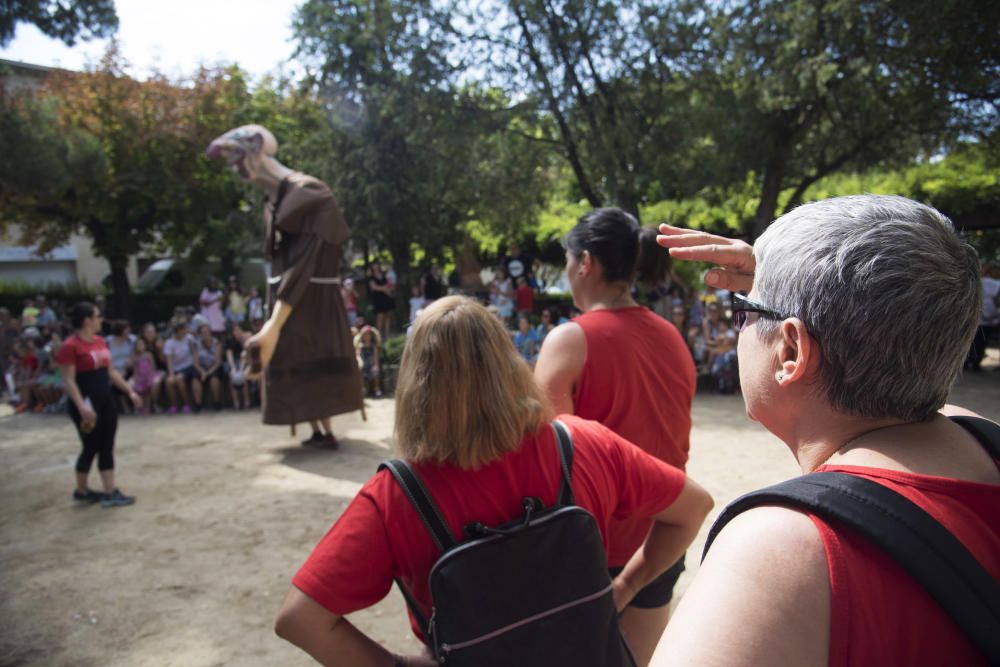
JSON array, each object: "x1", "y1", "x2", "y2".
[
  {"x1": 573, "y1": 306, "x2": 696, "y2": 565},
  {"x1": 813, "y1": 463, "x2": 1000, "y2": 666}
]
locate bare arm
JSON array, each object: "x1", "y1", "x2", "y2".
[
  {"x1": 612, "y1": 476, "x2": 714, "y2": 611},
  {"x1": 246, "y1": 299, "x2": 293, "y2": 379},
  {"x1": 533, "y1": 322, "x2": 586, "y2": 415},
  {"x1": 275, "y1": 586, "x2": 434, "y2": 667},
  {"x1": 651, "y1": 506, "x2": 829, "y2": 666},
  {"x1": 656, "y1": 225, "x2": 756, "y2": 292},
  {"x1": 109, "y1": 366, "x2": 141, "y2": 407}
]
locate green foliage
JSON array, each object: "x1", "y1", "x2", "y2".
[
  {"x1": 0, "y1": 47, "x2": 256, "y2": 317},
  {"x1": 382, "y1": 334, "x2": 407, "y2": 366},
  {"x1": 0, "y1": 0, "x2": 118, "y2": 47}
]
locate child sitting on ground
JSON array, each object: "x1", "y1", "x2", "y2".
[
  {"x1": 129, "y1": 338, "x2": 161, "y2": 415},
  {"x1": 354, "y1": 325, "x2": 382, "y2": 398}
]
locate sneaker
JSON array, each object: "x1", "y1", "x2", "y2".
[
  {"x1": 182, "y1": 405, "x2": 192, "y2": 414},
  {"x1": 168, "y1": 406, "x2": 178, "y2": 414},
  {"x1": 14, "y1": 403, "x2": 28, "y2": 414},
  {"x1": 322, "y1": 433, "x2": 340, "y2": 450},
  {"x1": 72, "y1": 488, "x2": 102, "y2": 504},
  {"x1": 33, "y1": 403, "x2": 45, "y2": 413},
  {"x1": 101, "y1": 489, "x2": 136, "y2": 508},
  {"x1": 301, "y1": 431, "x2": 325, "y2": 446}
]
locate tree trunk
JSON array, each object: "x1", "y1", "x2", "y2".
[
  {"x1": 752, "y1": 145, "x2": 791, "y2": 240},
  {"x1": 388, "y1": 239, "x2": 411, "y2": 331},
  {"x1": 108, "y1": 255, "x2": 131, "y2": 321}
]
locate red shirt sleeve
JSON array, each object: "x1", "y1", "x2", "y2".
[
  {"x1": 608, "y1": 430, "x2": 686, "y2": 520},
  {"x1": 565, "y1": 416, "x2": 686, "y2": 522},
  {"x1": 292, "y1": 488, "x2": 396, "y2": 616}
]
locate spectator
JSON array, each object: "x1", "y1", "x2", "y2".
[
  {"x1": 515, "y1": 276, "x2": 534, "y2": 317},
  {"x1": 408, "y1": 285, "x2": 426, "y2": 326},
  {"x1": 341, "y1": 278, "x2": 359, "y2": 328},
  {"x1": 247, "y1": 286, "x2": 265, "y2": 331},
  {"x1": 139, "y1": 323, "x2": 167, "y2": 410},
  {"x1": 502, "y1": 241, "x2": 538, "y2": 288},
  {"x1": 225, "y1": 275, "x2": 247, "y2": 324},
  {"x1": 56, "y1": 301, "x2": 140, "y2": 508},
  {"x1": 535, "y1": 307, "x2": 557, "y2": 344},
  {"x1": 11, "y1": 339, "x2": 40, "y2": 412},
  {"x1": 354, "y1": 325, "x2": 382, "y2": 398},
  {"x1": 421, "y1": 262, "x2": 446, "y2": 302},
  {"x1": 534, "y1": 207, "x2": 697, "y2": 663},
  {"x1": 107, "y1": 321, "x2": 136, "y2": 413},
  {"x1": 275, "y1": 296, "x2": 713, "y2": 666},
  {"x1": 163, "y1": 321, "x2": 196, "y2": 414},
  {"x1": 192, "y1": 324, "x2": 224, "y2": 411},
  {"x1": 367, "y1": 263, "x2": 395, "y2": 340},
  {"x1": 129, "y1": 337, "x2": 160, "y2": 415},
  {"x1": 652, "y1": 195, "x2": 999, "y2": 666},
  {"x1": 35, "y1": 296, "x2": 57, "y2": 328},
  {"x1": 20, "y1": 298, "x2": 38, "y2": 328},
  {"x1": 199, "y1": 277, "x2": 226, "y2": 335},
  {"x1": 967, "y1": 262, "x2": 1000, "y2": 371},
  {"x1": 33, "y1": 331, "x2": 65, "y2": 412},
  {"x1": 225, "y1": 321, "x2": 252, "y2": 410},
  {"x1": 513, "y1": 314, "x2": 539, "y2": 366}
]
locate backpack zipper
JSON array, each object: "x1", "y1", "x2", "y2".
[{"x1": 437, "y1": 583, "x2": 613, "y2": 657}]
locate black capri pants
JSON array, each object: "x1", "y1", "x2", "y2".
[{"x1": 68, "y1": 391, "x2": 118, "y2": 473}]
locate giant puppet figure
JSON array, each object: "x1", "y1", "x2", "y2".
[{"x1": 206, "y1": 125, "x2": 363, "y2": 443}]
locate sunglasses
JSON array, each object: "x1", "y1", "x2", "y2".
[{"x1": 730, "y1": 293, "x2": 788, "y2": 332}]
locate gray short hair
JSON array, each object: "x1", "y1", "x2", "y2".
[{"x1": 754, "y1": 194, "x2": 981, "y2": 421}]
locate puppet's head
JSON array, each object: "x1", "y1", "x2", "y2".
[{"x1": 205, "y1": 124, "x2": 278, "y2": 181}]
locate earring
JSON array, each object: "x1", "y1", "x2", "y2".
[{"x1": 776, "y1": 372, "x2": 785, "y2": 381}]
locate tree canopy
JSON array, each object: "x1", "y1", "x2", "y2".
[{"x1": 1, "y1": 0, "x2": 118, "y2": 47}]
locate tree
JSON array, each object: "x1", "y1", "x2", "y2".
[
  {"x1": 293, "y1": 0, "x2": 554, "y2": 307},
  {"x1": 0, "y1": 47, "x2": 251, "y2": 318},
  {"x1": 461, "y1": 0, "x2": 704, "y2": 221},
  {"x1": 1, "y1": 0, "x2": 118, "y2": 47},
  {"x1": 702, "y1": 0, "x2": 1000, "y2": 237}
]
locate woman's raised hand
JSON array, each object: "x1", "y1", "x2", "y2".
[{"x1": 656, "y1": 224, "x2": 755, "y2": 293}]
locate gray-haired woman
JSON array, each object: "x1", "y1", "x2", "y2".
[{"x1": 651, "y1": 195, "x2": 999, "y2": 666}]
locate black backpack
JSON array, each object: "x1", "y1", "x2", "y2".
[
  {"x1": 378, "y1": 420, "x2": 637, "y2": 666},
  {"x1": 704, "y1": 415, "x2": 1000, "y2": 663}
]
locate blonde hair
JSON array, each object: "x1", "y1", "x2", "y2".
[{"x1": 394, "y1": 296, "x2": 553, "y2": 468}]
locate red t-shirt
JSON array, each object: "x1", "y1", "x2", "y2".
[
  {"x1": 572, "y1": 307, "x2": 696, "y2": 565},
  {"x1": 813, "y1": 463, "x2": 1000, "y2": 666},
  {"x1": 292, "y1": 415, "x2": 686, "y2": 641},
  {"x1": 20, "y1": 352, "x2": 39, "y2": 374},
  {"x1": 55, "y1": 334, "x2": 112, "y2": 395},
  {"x1": 515, "y1": 285, "x2": 534, "y2": 313}
]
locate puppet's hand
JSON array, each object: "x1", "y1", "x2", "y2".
[{"x1": 245, "y1": 325, "x2": 278, "y2": 380}]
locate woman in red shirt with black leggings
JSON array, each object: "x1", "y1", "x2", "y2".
[{"x1": 56, "y1": 302, "x2": 141, "y2": 508}]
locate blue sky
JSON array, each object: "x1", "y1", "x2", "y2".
[{"x1": 0, "y1": 0, "x2": 302, "y2": 79}]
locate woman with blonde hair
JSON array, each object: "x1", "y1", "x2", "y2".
[{"x1": 276, "y1": 295, "x2": 712, "y2": 666}]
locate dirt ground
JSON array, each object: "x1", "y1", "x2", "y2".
[{"x1": 2, "y1": 355, "x2": 998, "y2": 667}]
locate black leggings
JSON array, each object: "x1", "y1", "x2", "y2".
[{"x1": 68, "y1": 391, "x2": 118, "y2": 473}]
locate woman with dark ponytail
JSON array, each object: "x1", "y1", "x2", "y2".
[
  {"x1": 55, "y1": 302, "x2": 140, "y2": 508},
  {"x1": 535, "y1": 207, "x2": 697, "y2": 665}
]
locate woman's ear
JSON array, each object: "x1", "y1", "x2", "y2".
[
  {"x1": 774, "y1": 318, "x2": 819, "y2": 386},
  {"x1": 578, "y1": 250, "x2": 593, "y2": 277}
]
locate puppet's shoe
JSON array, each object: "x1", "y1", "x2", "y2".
[{"x1": 301, "y1": 432, "x2": 325, "y2": 446}]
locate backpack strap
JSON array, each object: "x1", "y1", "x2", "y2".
[
  {"x1": 551, "y1": 419, "x2": 575, "y2": 506},
  {"x1": 950, "y1": 414, "x2": 1000, "y2": 458},
  {"x1": 378, "y1": 459, "x2": 456, "y2": 552},
  {"x1": 377, "y1": 459, "x2": 458, "y2": 643},
  {"x1": 703, "y1": 472, "x2": 1000, "y2": 662}
]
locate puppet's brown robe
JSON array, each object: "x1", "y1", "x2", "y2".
[{"x1": 262, "y1": 172, "x2": 363, "y2": 425}]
